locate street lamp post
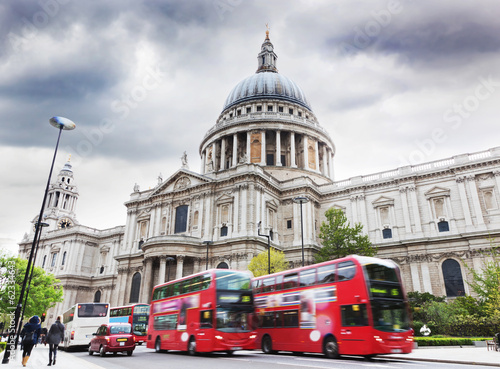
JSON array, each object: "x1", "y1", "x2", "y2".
[
  {"x1": 2, "y1": 116, "x2": 75, "y2": 364},
  {"x1": 166, "y1": 257, "x2": 175, "y2": 282},
  {"x1": 257, "y1": 221, "x2": 272, "y2": 274},
  {"x1": 20, "y1": 222, "x2": 49, "y2": 328},
  {"x1": 293, "y1": 196, "x2": 309, "y2": 267},
  {"x1": 202, "y1": 241, "x2": 213, "y2": 270}
]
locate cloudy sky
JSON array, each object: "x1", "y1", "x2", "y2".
[{"x1": 1, "y1": 0, "x2": 499, "y2": 255}]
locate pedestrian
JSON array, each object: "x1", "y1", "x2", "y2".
[
  {"x1": 46, "y1": 316, "x2": 65, "y2": 366},
  {"x1": 20, "y1": 315, "x2": 42, "y2": 367}
]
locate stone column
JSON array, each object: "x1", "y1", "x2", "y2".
[
  {"x1": 201, "y1": 149, "x2": 206, "y2": 174},
  {"x1": 141, "y1": 257, "x2": 153, "y2": 303},
  {"x1": 158, "y1": 256, "x2": 167, "y2": 285},
  {"x1": 467, "y1": 175, "x2": 485, "y2": 227},
  {"x1": 246, "y1": 131, "x2": 251, "y2": 164},
  {"x1": 408, "y1": 185, "x2": 423, "y2": 234},
  {"x1": 175, "y1": 255, "x2": 185, "y2": 279},
  {"x1": 350, "y1": 196, "x2": 359, "y2": 223},
  {"x1": 220, "y1": 137, "x2": 226, "y2": 170},
  {"x1": 232, "y1": 134, "x2": 238, "y2": 167},
  {"x1": 260, "y1": 130, "x2": 266, "y2": 165},
  {"x1": 456, "y1": 176, "x2": 473, "y2": 228},
  {"x1": 290, "y1": 132, "x2": 297, "y2": 168},
  {"x1": 399, "y1": 187, "x2": 412, "y2": 234},
  {"x1": 241, "y1": 184, "x2": 248, "y2": 234},
  {"x1": 314, "y1": 140, "x2": 320, "y2": 172},
  {"x1": 322, "y1": 145, "x2": 328, "y2": 176},
  {"x1": 303, "y1": 136, "x2": 308, "y2": 169},
  {"x1": 212, "y1": 142, "x2": 218, "y2": 171},
  {"x1": 276, "y1": 130, "x2": 282, "y2": 166}
]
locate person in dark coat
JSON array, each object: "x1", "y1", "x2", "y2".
[
  {"x1": 46, "y1": 316, "x2": 65, "y2": 366},
  {"x1": 20, "y1": 315, "x2": 42, "y2": 367}
]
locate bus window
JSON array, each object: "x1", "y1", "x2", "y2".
[
  {"x1": 201, "y1": 273, "x2": 212, "y2": 289},
  {"x1": 275, "y1": 311, "x2": 284, "y2": 327},
  {"x1": 200, "y1": 310, "x2": 213, "y2": 329},
  {"x1": 341, "y1": 304, "x2": 368, "y2": 327},
  {"x1": 275, "y1": 275, "x2": 283, "y2": 291},
  {"x1": 317, "y1": 264, "x2": 336, "y2": 283},
  {"x1": 364, "y1": 263, "x2": 399, "y2": 282},
  {"x1": 261, "y1": 312, "x2": 275, "y2": 328},
  {"x1": 283, "y1": 273, "x2": 298, "y2": 289},
  {"x1": 299, "y1": 268, "x2": 316, "y2": 286},
  {"x1": 262, "y1": 277, "x2": 275, "y2": 292},
  {"x1": 172, "y1": 283, "x2": 180, "y2": 296},
  {"x1": 283, "y1": 310, "x2": 299, "y2": 327},
  {"x1": 337, "y1": 261, "x2": 356, "y2": 281},
  {"x1": 78, "y1": 303, "x2": 109, "y2": 317},
  {"x1": 252, "y1": 279, "x2": 261, "y2": 293},
  {"x1": 154, "y1": 314, "x2": 177, "y2": 330}
]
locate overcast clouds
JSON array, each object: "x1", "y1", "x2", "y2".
[{"x1": 1, "y1": 0, "x2": 499, "y2": 255}]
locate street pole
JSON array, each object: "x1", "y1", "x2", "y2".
[
  {"x1": 258, "y1": 221, "x2": 272, "y2": 274},
  {"x1": 2, "y1": 117, "x2": 75, "y2": 364},
  {"x1": 20, "y1": 222, "x2": 49, "y2": 328},
  {"x1": 202, "y1": 241, "x2": 213, "y2": 270},
  {"x1": 293, "y1": 196, "x2": 309, "y2": 267}
]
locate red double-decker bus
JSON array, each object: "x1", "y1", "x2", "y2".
[
  {"x1": 110, "y1": 304, "x2": 150, "y2": 344},
  {"x1": 147, "y1": 269, "x2": 256, "y2": 355},
  {"x1": 252, "y1": 255, "x2": 413, "y2": 358}
]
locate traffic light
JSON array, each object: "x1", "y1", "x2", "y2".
[{"x1": 41, "y1": 313, "x2": 46, "y2": 323}]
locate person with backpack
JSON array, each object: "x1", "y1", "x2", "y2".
[
  {"x1": 46, "y1": 316, "x2": 65, "y2": 366},
  {"x1": 20, "y1": 315, "x2": 41, "y2": 367}
]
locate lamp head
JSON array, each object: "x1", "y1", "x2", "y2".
[{"x1": 49, "y1": 116, "x2": 76, "y2": 130}]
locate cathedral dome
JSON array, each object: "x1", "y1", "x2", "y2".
[{"x1": 222, "y1": 72, "x2": 311, "y2": 111}]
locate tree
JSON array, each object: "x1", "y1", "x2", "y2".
[
  {"x1": 315, "y1": 208, "x2": 376, "y2": 263},
  {"x1": 465, "y1": 243, "x2": 500, "y2": 316},
  {"x1": 0, "y1": 253, "x2": 64, "y2": 321},
  {"x1": 248, "y1": 248, "x2": 289, "y2": 277}
]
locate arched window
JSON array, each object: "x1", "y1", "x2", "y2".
[
  {"x1": 175, "y1": 205, "x2": 188, "y2": 233},
  {"x1": 61, "y1": 251, "x2": 67, "y2": 266},
  {"x1": 94, "y1": 290, "x2": 101, "y2": 303},
  {"x1": 129, "y1": 272, "x2": 141, "y2": 303},
  {"x1": 220, "y1": 226, "x2": 228, "y2": 237},
  {"x1": 442, "y1": 259, "x2": 465, "y2": 297},
  {"x1": 217, "y1": 262, "x2": 229, "y2": 269}
]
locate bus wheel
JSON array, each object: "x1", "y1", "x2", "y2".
[
  {"x1": 262, "y1": 335, "x2": 273, "y2": 354},
  {"x1": 155, "y1": 337, "x2": 162, "y2": 353},
  {"x1": 188, "y1": 337, "x2": 197, "y2": 356},
  {"x1": 99, "y1": 345, "x2": 106, "y2": 357},
  {"x1": 323, "y1": 337, "x2": 339, "y2": 359}
]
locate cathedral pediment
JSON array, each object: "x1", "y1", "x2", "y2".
[
  {"x1": 149, "y1": 169, "x2": 211, "y2": 196},
  {"x1": 424, "y1": 186, "x2": 450, "y2": 199}
]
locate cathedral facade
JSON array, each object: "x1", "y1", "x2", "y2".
[{"x1": 19, "y1": 32, "x2": 500, "y2": 322}]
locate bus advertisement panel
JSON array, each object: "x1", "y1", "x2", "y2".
[
  {"x1": 252, "y1": 255, "x2": 413, "y2": 358},
  {"x1": 147, "y1": 269, "x2": 256, "y2": 354},
  {"x1": 110, "y1": 304, "x2": 150, "y2": 344},
  {"x1": 62, "y1": 302, "x2": 110, "y2": 349}
]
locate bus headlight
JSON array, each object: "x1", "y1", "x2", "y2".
[
  {"x1": 374, "y1": 336, "x2": 384, "y2": 343},
  {"x1": 215, "y1": 335, "x2": 223, "y2": 340},
  {"x1": 249, "y1": 334, "x2": 257, "y2": 339}
]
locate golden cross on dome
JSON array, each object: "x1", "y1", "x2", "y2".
[{"x1": 265, "y1": 23, "x2": 270, "y2": 39}]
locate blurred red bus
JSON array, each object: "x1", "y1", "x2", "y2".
[
  {"x1": 147, "y1": 269, "x2": 256, "y2": 355},
  {"x1": 252, "y1": 255, "x2": 413, "y2": 358}
]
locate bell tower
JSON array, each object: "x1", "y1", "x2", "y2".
[{"x1": 32, "y1": 156, "x2": 79, "y2": 232}]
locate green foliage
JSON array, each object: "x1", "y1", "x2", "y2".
[
  {"x1": 248, "y1": 248, "x2": 289, "y2": 277},
  {"x1": 465, "y1": 243, "x2": 500, "y2": 316},
  {"x1": 0, "y1": 253, "x2": 64, "y2": 320},
  {"x1": 315, "y1": 208, "x2": 376, "y2": 263}
]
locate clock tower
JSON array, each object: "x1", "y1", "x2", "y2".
[{"x1": 31, "y1": 157, "x2": 79, "y2": 232}]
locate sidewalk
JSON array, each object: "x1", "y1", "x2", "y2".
[
  {"x1": 6, "y1": 345, "x2": 105, "y2": 369},
  {"x1": 388, "y1": 346, "x2": 500, "y2": 367}
]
